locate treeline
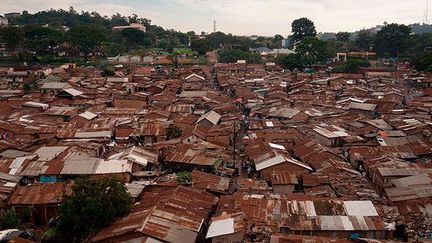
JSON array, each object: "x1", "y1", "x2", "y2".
[
  {"x1": 273, "y1": 18, "x2": 432, "y2": 72},
  {"x1": 0, "y1": 8, "x2": 190, "y2": 62},
  {"x1": 1, "y1": 8, "x2": 432, "y2": 70}
]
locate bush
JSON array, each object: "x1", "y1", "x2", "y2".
[
  {"x1": 101, "y1": 68, "x2": 115, "y2": 77},
  {"x1": 0, "y1": 209, "x2": 22, "y2": 228},
  {"x1": 332, "y1": 59, "x2": 370, "y2": 73},
  {"x1": 166, "y1": 126, "x2": 182, "y2": 140},
  {"x1": 218, "y1": 49, "x2": 262, "y2": 64},
  {"x1": 56, "y1": 177, "x2": 132, "y2": 242},
  {"x1": 43, "y1": 228, "x2": 57, "y2": 239},
  {"x1": 176, "y1": 171, "x2": 192, "y2": 184},
  {"x1": 276, "y1": 54, "x2": 304, "y2": 71}
]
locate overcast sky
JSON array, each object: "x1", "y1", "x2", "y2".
[{"x1": 1, "y1": 0, "x2": 428, "y2": 36}]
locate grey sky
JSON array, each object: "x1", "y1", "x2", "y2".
[{"x1": 1, "y1": 0, "x2": 428, "y2": 36}]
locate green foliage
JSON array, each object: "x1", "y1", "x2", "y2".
[
  {"x1": 206, "y1": 31, "x2": 253, "y2": 50},
  {"x1": 56, "y1": 177, "x2": 132, "y2": 242},
  {"x1": 217, "y1": 49, "x2": 262, "y2": 64},
  {"x1": 375, "y1": 23, "x2": 411, "y2": 57},
  {"x1": 23, "y1": 25, "x2": 64, "y2": 55},
  {"x1": 166, "y1": 126, "x2": 182, "y2": 140},
  {"x1": 291, "y1": 18, "x2": 317, "y2": 43},
  {"x1": 43, "y1": 228, "x2": 57, "y2": 239},
  {"x1": 411, "y1": 53, "x2": 432, "y2": 71},
  {"x1": 295, "y1": 37, "x2": 329, "y2": 65},
  {"x1": 0, "y1": 27, "x2": 24, "y2": 52},
  {"x1": 275, "y1": 54, "x2": 304, "y2": 71},
  {"x1": 176, "y1": 171, "x2": 192, "y2": 184},
  {"x1": 355, "y1": 29, "x2": 374, "y2": 52},
  {"x1": 23, "y1": 83, "x2": 32, "y2": 92},
  {"x1": 101, "y1": 68, "x2": 115, "y2": 77},
  {"x1": 67, "y1": 25, "x2": 106, "y2": 55},
  {"x1": 332, "y1": 59, "x2": 370, "y2": 73},
  {"x1": 336, "y1": 32, "x2": 351, "y2": 42},
  {"x1": 407, "y1": 33, "x2": 432, "y2": 55},
  {"x1": 0, "y1": 209, "x2": 22, "y2": 228},
  {"x1": 191, "y1": 39, "x2": 211, "y2": 55}
]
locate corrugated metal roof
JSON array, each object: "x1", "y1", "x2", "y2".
[
  {"x1": 343, "y1": 201, "x2": 378, "y2": 216},
  {"x1": 60, "y1": 155, "x2": 100, "y2": 175},
  {"x1": 255, "y1": 154, "x2": 285, "y2": 171},
  {"x1": 9, "y1": 182, "x2": 72, "y2": 205},
  {"x1": 94, "y1": 160, "x2": 132, "y2": 174},
  {"x1": 206, "y1": 218, "x2": 234, "y2": 238},
  {"x1": 74, "y1": 131, "x2": 112, "y2": 139},
  {"x1": 34, "y1": 146, "x2": 68, "y2": 162},
  {"x1": 79, "y1": 111, "x2": 98, "y2": 120},
  {"x1": 197, "y1": 111, "x2": 221, "y2": 125}
]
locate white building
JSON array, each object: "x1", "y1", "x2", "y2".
[
  {"x1": 112, "y1": 23, "x2": 146, "y2": 32},
  {"x1": 0, "y1": 16, "x2": 8, "y2": 26}
]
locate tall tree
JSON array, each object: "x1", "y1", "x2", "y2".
[
  {"x1": 23, "y1": 26, "x2": 64, "y2": 55},
  {"x1": 291, "y1": 18, "x2": 317, "y2": 43},
  {"x1": 191, "y1": 38, "x2": 211, "y2": 55},
  {"x1": 56, "y1": 177, "x2": 132, "y2": 242},
  {"x1": 276, "y1": 54, "x2": 304, "y2": 71},
  {"x1": 295, "y1": 37, "x2": 329, "y2": 65},
  {"x1": 66, "y1": 25, "x2": 106, "y2": 57},
  {"x1": 336, "y1": 32, "x2": 351, "y2": 42},
  {"x1": 374, "y1": 23, "x2": 411, "y2": 57},
  {"x1": 354, "y1": 29, "x2": 374, "y2": 52},
  {"x1": 120, "y1": 28, "x2": 146, "y2": 48},
  {"x1": 0, "y1": 27, "x2": 24, "y2": 53}
]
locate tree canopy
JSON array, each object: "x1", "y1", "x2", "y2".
[
  {"x1": 295, "y1": 37, "x2": 329, "y2": 65},
  {"x1": 336, "y1": 32, "x2": 351, "y2": 42},
  {"x1": 56, "y1": 177, "x2": 132, "y2": 242},
  {"x1": 374, "y1": 24, "x2": 411, "y2": 57},
  {"x1": 291, "y1": 18, "x2": 317, "y2": 43},
  {"x1": 217, "y1": 49, "x2": 262, "y2": 64},
  {"x1": 66, "y1": 25, "x2": 106, "y2": 56}
]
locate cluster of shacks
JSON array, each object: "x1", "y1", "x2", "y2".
[{"x1": 0, "y1": 61, "x2": 432, "y2": 242}]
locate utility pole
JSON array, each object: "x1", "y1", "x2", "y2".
[{"x1": 232, "y1": 119, "x2": 236, "y2": 168}]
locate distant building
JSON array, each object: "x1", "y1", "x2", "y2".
[
  {"x1": 281, "y1": 38, "x2": 291, "y2": 48},
  {"x1": 0, "y1": 15, "x2": 8, "y2": 26},
  {"x1": 4, "y1": 12, "x2": 20, "y2": 20},
  {"x1": 112, "y1": 23, "x2": 146, "y2": 32}
]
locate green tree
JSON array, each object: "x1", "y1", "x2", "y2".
[
  {"x1": 191, "y1": 38, "x2": 211, "y2": 55},
  {"x1": 291, "y1": 18, "x2": 317, "y2": 43},
  {"x1": 166, "y1": 126, "x2": 182, "y2": 140},
  {"x1": 336, "y1": 32, "x2": 351, "y2": 42},
  {"x1": 23, "y1": 25, "x2": 65, "y2": 55},
  {"x1": 66, "y1": 25, "x2": 106, "y2": 58},
  {"x1": 296, "y1": 37, "x2": 329, "y2": 65},
  {"x1": 355, "y1": 29, "x2": 374, "y2": 52},
  {"x1": 0, "y1": 27, "x2": 24, "y2": 53},
  {"x1": 0, "y1": 209, "x2": 22, "y2": 228},
  {"x1": 272, "y1": 34, "x2": 284, "y2": 48},
  {"x1": 276, "y1": 54, "x2": 304, "y2": 71},
  {"x1": 411, "y1": 53, "x2": 432, "y2": 71},
  {"x1": 120, "y1": 28, "x2": 145, "y2": 48},
  {"x1": 176, "y1": 171, "x2": 192, "y2": 184},
  {"x1": 332, "y1": 59, "x2": 370, "y2": 73},
  {"x1": 217, "y1": 49, "x2": 262, "y2": 64},
  {"x1": 375, "y1": 24, "x2": 411, "y2": 57},
  {"x1": 56, "y1": 177, "x2": 132, "y2": 242}
]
